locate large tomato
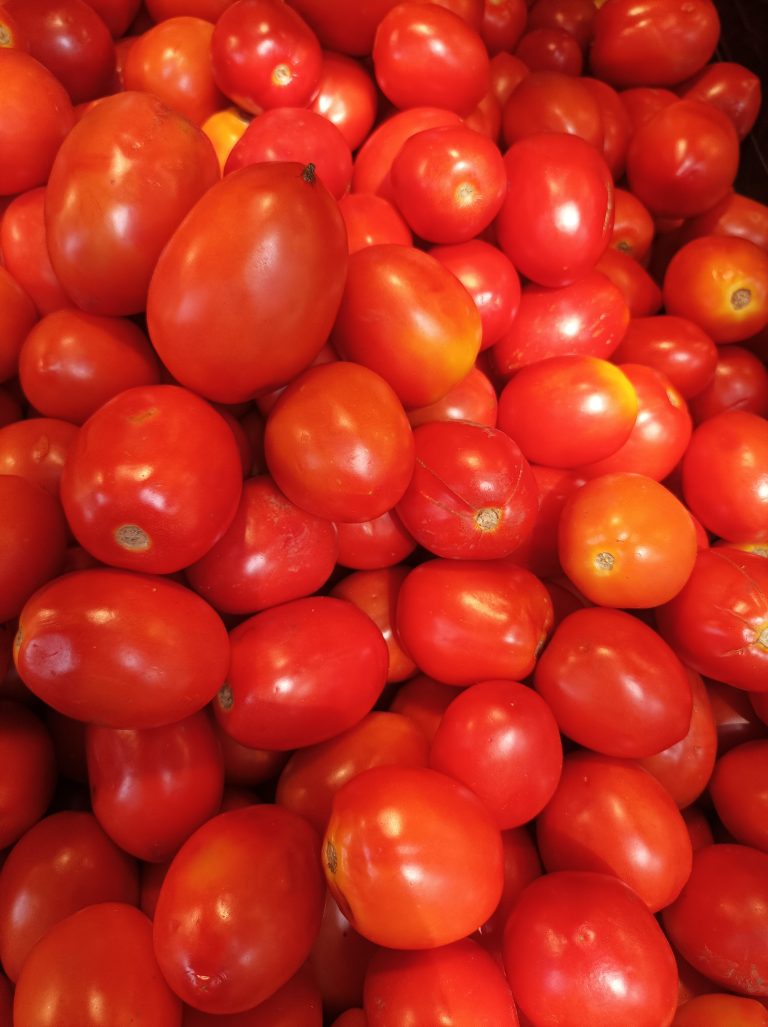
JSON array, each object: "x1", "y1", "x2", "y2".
[{"x1": 147, "y1": 162, "x2": 348, "y2": 404}]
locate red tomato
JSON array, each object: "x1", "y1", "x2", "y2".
[
  {"x1": 272, "y1": 0, "x2": 397, "y2": 56},
  {"x1": 210, "y1": 0, "x2": 321, "y2": 113},
  {"x1": 611, "y1": 187, "x2": 655, "y2": 261},
  {"x1": 527, "y1": 0, "x2": 596, "y2": 48},
  {"x1": 673, "y1": 994, "x2": 768, "y2": 1027},
  {"x1": 430, "y1": 679, "x2": 563, "y2": 828},
  {"x1": 309, "y1": 893, "x2": 376, "y2": 1017},
  {"x1": 656, "y1": 549, "x2": 768, "y2": 693},
  {"x1": 0, "y1": 187, "x2": 74, "y2": 316},
  {"x1": 85, "y1": 0, "x2": 141, "y2": 37},
  {"x1": 322, "y1": 765, "x2": 503, "y2": 948},
  {"x1": 61, "y1": 385, "x2": 243, "y2": 574},
  {"x1": 181, "y1": 967, "x2": 323, "y2": 1027},
  {"x1": 338, "y1": 193, "x2": 413, "y2": 253},
  {"x1": 335, "y1": 510, "x2": 416, "y2": 570},
  {"x1": 0, "y1": 265, "x2": 38, "y2": 384},
  {"x1": 534, "y1": 606, "x2": 693, "y2": 757},
  {"x1": 389, "y1": 675, "x2": 458, "y2": 744},
  {"x1": 373, "y1": 3, "x2": 489, "y2": 116},
  {"x1": 489, "y1": 51, "x2": 529, "y2": 106},
  {"x1": 395, "y1": 558, "x2": 553, "y2": 685},
  {"x1": 215, "y1": 596, "x2": 389, "y2": 750},
  {"x1": 507, "y1": 464, "x2": 586, "y2": 578},
  {"x1": 14, "y1": 903, "x2": 182, "y2": 1025},
  {"x1": 153, "y1": 806, "x2": 325, "y2": 1014},
  {"x1": 364, "y1": 939, "x2": 520, "y2": 1026},
  {"x1": 0, "y1": 49, "x2": 75, "y2": 196},
  {"x1": 14, "y1": 568, "x2": 229, "y2": 728},
  {"x1": 515, "y1": 26, "x2": 583, "y2": 75},
  {"x1": 611, "y1": 315, "x2": 718, "y2": 400},
  {"x1": 477, "y1": 825, "x2": 543, "y2": 947},
  {"x1": 558, "y1": 472, "x2": 697, "y2": 607},
  {"x1": 407, "y1": 364, "x2": 499, "y2": 427},
  {"x1": 481, "y1": 0, "x2": 527, "y2": 54},
  {"x1": 620, "y1": 84, "x2": 679, "y2": 130},
  {"x1": 680, "y1": 60, "x2": 762, "y2": 140},
  {"x1": 123, "y1": 16, "x2": 226, "y2": 125},
  {"x1": 595, "y1": 246, "x2": 663, "y2": 317},
  {"x1": 502, "y1": 70, "x2": 603, "y2": 149},
  {"x1": 0, "y1": 811, "x2": 138, "y2": 982},
  {"x1": 495, "y1": 132, "x2": 614, "y2": 288},
  {"x1": 681, "y1": 805, "x2": 714, "y2": 853},
  {"x1": 19, "y1": 309, "x2": 161, "y2": 425},
  {"x1": 146, "y1": 0, "x2": 235, "y2": 21},
  {"x1": 709, "y1": 740, "x2": 768, "y2": 852},
  {"x1": 680, "y1": 191, "x2": 768, "y2": 253},
  {"x1": 590, "y1": 0, "x2": 720, "y2": 87},
  {"x1": 0, "y1": 701, "x2": 56, "y2": 851},
  {"x1": 276, "y1": 711, "x2": 429, "y2": 832},
  {"x1": 662, "y1": 844, "x2": 768, "y2": 998},
  {"x1": 708, "y1": 678, "x2": 768, "y2": 753},
  {"x1": 504, "y1": 871, "x2": 678, "y2": 1026},
  {"x1": 0, "y1": 417, "x2": 78, "y2": 496},
  {"x1": 147, "y1": 162, "x2": 348, "y2": 404},
  {"x1": 201, "y1": 105, "x2": 250, "y2": 172},
  {"x1": 331, "y1": 244, "x2": 482, "y2": 408},
  {"x1": 307, "y1": 55, "x2": 376, "y2": 153}
]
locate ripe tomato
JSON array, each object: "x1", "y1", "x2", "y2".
[
  {"x1": 673, "y1": 994, "x2": 768, "y2": 1027},
  {"x1": 86, "y1": 0, "x2": 141, "y2": 37},
  {"x1": 153, "y1": 806, "x2": 325, "y2": 1014},
  {"x1": 611, "y1": 187, "x2": 655, "y2": 260},
  {"x1": 515, "y1": 26, "x2": 583, "y2": 74},
  {"x1": 0, "y1": 266, "x2": 37, "y2": 384},
  {"x1": 147, "y1": 162, "x2": 348, "y2": 404},
  {"x1": 335, "y1": 509, "x2": 416, "y2": 570},
  {"x1": 595, "y1": 247, "x2": 663, "y2": 317},
  {"x1": 322, "y1": 765, "x2": 503, "y2": 948},
  {"x1": 0, "y1": 811, "x2": 138, "y2": 982},
  {"x1": 14, "y1": 569, "x2": 230, "y2": 728},
  {"x1": 679, "y1": 190, "x2": 768, "y2": 251},
  {"x1": 0, "y1": 701, "x2": 56, "y2": 852},
  {"x1": 309, "y1": 51, "x2": 378, "y2": 151},
  {"x1": 680, "y1": 60, "x2": 762, "y2": 140},
  {"x1": 689, "y1": 345, "x2": 768, "y2": 422},
  {"x1": 338, "y1": 193, "x2": 413, "y2": 253},
  {"x1": 502, "y1": 70, "x2": 603, "y2": 149},
  {"x1": 611, "y1": 314, "x2": 718, "y2": 399},
  {"x1": 309, "y1": 893, "x2": 376, "y2": 1017},
  {"x1": 0, "y1": 417, "x2": 77, "y2": 496},
  {"x1": 527, "y1": 0, "x2": 596, "y2": 48},
  {"x1": 581, "y1": 76, "x2": 632, "y2": 179},
  {"x1": 481, "y1": 0, "x2": 527, "y2": 54},
  {"x1": 407, "y1": 364, "x2": 499, "y2": 427},
  {"x1": 0, "y1": 188, "x2": 74, "y2": 316},
  {"x1": 181, "y1": 966, "x2": 323, "y2": 1026},
  {"x1": 709, "y1": 740, "x2": 768, "y2": 852},
  {"x1": 503, "y1": 871, "x2": 678, "y2": 1026}
]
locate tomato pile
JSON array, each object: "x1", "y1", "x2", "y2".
[{"x1": 1, "y1": 0, "x2": 768, "y2": 1025}]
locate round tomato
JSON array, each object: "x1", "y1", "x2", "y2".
[
  {"x1": 673, "y1": 994, "x2": 768, "y2": 1027},
  {"x1": 581, "y1": 76, "x2": 632, "y2": 179},
  {"x1": 338, "y1": 193, "x2": 413, "y2": 253},
  {"x1": 309, "y1": 51, "x2": 378, "y2": 151},
  {"x1": 611, "y1": 314, "x2": 718, "y2": 399},
  {"x1": 406, "y1": 365, "x2": 499, "y2": 428},
  {"x1": 515, "y1": 26, "x2": 583, "y2": 74},
  {"x1": 680, "y1": 60, "x2": 762, "y2": 140},
  {"x1": 595, "y1": 247, "x2": 663, "y2": 317},
  {"x1": 181, "y1": 967, "x2": 323, "y2": 1027},
  {"x1": 502, "y1": 70, "x2": 603, "y2": 148},
  {"x1": 335, "y1": 509, "x2": 416, "y2": 570},
  {"x1": 309, "y1": 893, "x2": 376, "y2": 1017}
]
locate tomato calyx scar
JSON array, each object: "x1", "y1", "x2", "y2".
[
  {"x1": 475, "y1": 507, "x2": 501, "y2": 531},
  {"x1": 731, "y1": 288, "x2": 751, "y2": 310},
  {"x1": 325, "y1": 839, "x2": 338, "y2": 875},
  {"x1": 218, "y1": 683, "x2": 234, "y2": 711},
  {"x1": 114, "y1": 524, "x2": 151, "y2": 552},
  {"x1": 594, "y1": 551, "x2": 615, "y2": 571},
  {"x1": 272, "y1": 63, "x2": 292, "y2": 87},
  {"x1": 302, "y1": 163, "x2": 317, "y2": 185}
]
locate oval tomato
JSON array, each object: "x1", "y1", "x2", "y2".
[
  {"x1": 611, "y1": 314, "x2": 718, "y2": 399},
  {"x1": 709, "y1": 740, "x2": 768, "y2": 852},
  {"x1": 0, "y1": 264, "x2": 38, "y2": 384},
  {"x1": 309, "y1": 51, "x2": 378, "y2": 151},
  {"x1": 0, "y1": 188, "x2": 74, "y2": 317},
  {"x1": 0, "y1": 701, "x2": 56, "y2": 852}
]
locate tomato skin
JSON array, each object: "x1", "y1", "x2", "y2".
[
  {"x1": 14, "y1": 902, "x2": 182, "y2": 1026},
  {"x1": 0, "y1": 417, "x2": 78, "y2": 497},
  {"x1": 680, "y1": 60, "x2": 762, "y2": 140},
  {"x1": 590, "y1": 0, "x2": 720, "y2": 88},
  {"x1": 611, "y1": 187, "x2": 655, "y2": 261},
  {"x1": 338, "y1": 193, "x2": 413, "y2": 253},
  {"x1": 662, "y1": 844, "x2": 768, "y2": 998},
  {"x1": 503, "y1": 871, "x2": 678, "y2": 1027},
  {"x1": 310, "y1": 51, "x2": 378, "y2": 152},
  {"x1": 481, "y1": 0, "x2": 527, "y2": 55},
  {"x1": 515, "y1": 26, "x2": 583, "y2": 75},
  {"x1": 86, "y1": 0, "x2": 141, "y2": 37},
  {"x1": 502, "y1": 70, "x2": 603, "y2": 149},
  {"x1": 673, "y1": 994, "x2": 768, "y2": 1027},
  {"x1": 0, "y1": 264, "x2": 38, "y2": 385},
  {"x1": 146, "y1": 0, "x2": 235, "y2": 22},
  {"x1": 215, "y1": 596, "x2": 389, "y2": 750},
  {"x1": 147, "y1": 162, "x2": 348, "y2": 405},
  {"x1": 0, "y1": 188, "x2": 74, "y2": 316},
  {"x1": 0, "y1": 811, "x2": 139, "y2": 982},
  {"x1": 364, "y1": 939, "x2": 520, "y2": 1027},
  {"x1": 611, "y1": 315, "x2": 718, "y2": 400},
  {"x1": 287, "y1": 0, "x2": 398, "y2": 55},
  {"x1": 309, "y1": 893, "x2": 377, "y2": 1017},
  {"x1": 180, "y1": 966, "x2": 323, "y2": 1026},
  {"x1": 709, "y1": 741, "x2": 768, "y2": 853},
  {"x1": 680, "y1": 191, "x2": 768, "y2": 252},
  {"x1": 689, "y1": 346, "x2": 768, "y2": 422},
  {"x1": 0, "y1": 701, "x2": 56, "y2": 852},
  {"x1": 595, "y1": 246, "x2": 662, "y2": 317},
  {"x1": 336, "y1": 510, "x2": 416, "y2": 570},
  {"x1": 395, "y1": 558, "x2": 553, "y2": 686},
  {"x1": 154, "y1": 806, "x2": 325, "y2": 1014},
  {"x1": 322, "y1": 765, "x2": 503, "y2": 949},
  {"x1": 407, "y1": 365, "x2": 498, "y2": 428},
  {"x1": 495, "y1": 132, "x2": 614, "y2": 288},
  {"x1": 14, "y1": 569, "x2": 230, "y2": 728},
  {"x1": 527, "y1": 0, "x2": 596, "y2": 48}
]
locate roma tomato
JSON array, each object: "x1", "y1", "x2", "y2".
[
  {"x1": 180, "y1": 967, "x2": 323, "y2": 1026},
  {"x1": 0, "y1": 701, "x2": 56, "y2": 852},
  {"x1": 581, "y1": 76, "x2": 632, "y2": 180},
  {"x1": 688, "y1": 346, "x2": 768, "y2": 422},
  {"x1": 335, "y1": 509, "x2": 416, "y2": 570},
  {"x1": 611, "y1": 315, "x2": 718, "y2": 400},
  {"x1": 61, "y1": 385, "x2": 243, "y2": 574},
  {"x1": 611, "y1": 187, "x2": 655, "y2": 261},
  {"x1": 215, "y1": 596, "x2": 389, "y2": 750},
  {"x1": 309, "y1": 51, "x2": 378, "y2": 152},
  {"x1": 309, "y1": 893, "x2": 377, "y2": 1017},
  {"x1": 481, "y1": 0, "x2": 527, "y2": 54},
  {"x1": 14, "y1": 569, "x2": 230, "y2": 728},
  {"x1": 595, "y1": 247, "x2": 662, "y2": 317},
  {"x1": 680, "y1": 60, "x2": 762, "y2": 140},
  {"x1": 534, "y1": 606, "x2": 693, "y2": 758},
  {"x1": 322, "y1": 765, "x2": 503, "y2": 949},
  {"x1": 514, "y1": 26, "x2": 583, "y2": 75},
  {"x1": 45, "y1": 91, "x2": 219, "y2": 316},
  {"x1": 0, "y1": 264, "x2": 38, "y2": 384},
  {"x1": 407, "y1": 365, "x2": 498, "y2": 428},
  {"x1": 153, "y1": 805, "x2": 325, "y2": 1014},
  {"x1": 502, "y1": 70, "x2": 603, "y2": 149},
  {"x1": 673, "y1": 994, "x2": 768, "y2": 1027},
  {"x1": 338, "y1": 193, "x2": 413, "y2": 253},
  {"x1": 527, "y1": 0, "x2": 596, "y2": 48},
  {"x1": 0, "y1": 188, "x2": 74, "y2": 316},
  {"x1": 147, "y1": 162, "x2": 348, "y2": 404},
  {"x1": 0, "y1": 417, "x2": 77, "y2": 497},
  {"x1": 709, "y1": 740, "x2": 768, "y2": 852},
  {"x1": 287, "y1": 0, "x2": 398, "y2": 55},
  {"x1": 395, "y1": 558, "x2": 553, "y2": 685}
]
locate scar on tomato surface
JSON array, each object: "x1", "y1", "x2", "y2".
[
  {"x1": 595, "y1": 551, "x2": 615, "y2": 571},
  {"x1": 326, "y1": 840, "x2": 337, "y2": 875},
  {"x1": 218, "y1": 683, "x2": 234, "y2": 711},
  {"x1": 114, "y1": 524, "x2": 151, "y2": 552}
]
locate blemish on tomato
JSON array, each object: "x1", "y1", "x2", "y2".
[
  {"x1": 218, "y1": 683, "x2": 234, "y2": 711},
  {"x1": 595, "y1": 551, "x2": 615, "y2": 571},
  {"x1": 731, "y1": 287, "x2": 751, "y2": 310},
  {"x1": 326, "y1": 839, "x2": 338, "y2": 875},
  {"x1": 115, "y1": 524, "x2": 151, "y2": 552},
  {"x1": 475, "y1": 507, "x2": 500, "y2": 531}
]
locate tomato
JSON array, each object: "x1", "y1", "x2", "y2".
[
  {"x1": 612, "y1": 315, "x2": 718, "y2": 400},
  {"x1": 680, "y1": 60, "x2": 762, "y2": 140},
  {"x1": 527, "y1": 0, "x2": 596, "y2": 48},
  {"x1": 663, "y1": 844, "x2": 768, "y2": 998},
  {"x1": 124, "y1": 16, "x2": 226, "y2": 126},
  {"x1": 86, "y1": 0, "x2": 141, "y2": 37},
  {"x1": 673, "y1": 994, "x2": 768, "y2": 1027},
  {"x1": 515, "y1": 26, "x2": 583, "y2": 75},
  {"x1": 489, "y1": 51, "x2": 529, "y2": 106},
  {"x1": 708, "y1": 678, "x2": 768, "y2": 751},
  {"x1": 495, "y1": 132, "x2": 614, "y2": 288},
  {"x1": 0, "y1": 49, "x2": 75, "y2": 196},
  {"x1": 19, "y1": 309, "x2": 161, "y2": 425},
  {"x1": 491, "y1": 272, "x2": 629, "y2": 377},
  {"x1": 481, "y1": 0, "x2": 527, "y2": 54},
  {"x1": 0, "y1": 266, "x2": 38, "y2": 384},
  {"x1": 215, "y1": 596, "x2": 389, "y2": 750},
  {"x1": 186, "y1": 474, "x2": 338, "y2": 615},
  {"x1": 310, "y1": 51, "x2": 378, "y2": 151},
  {"x1": 364, "y1": 939, "x2": 520, "y2": 1026},
  {"x1": 595, "y1": 246, "x2": 663, "y2": 317},
  {"x1": 0, "y1": 701, "x2": 56, "y2": 852},
  {"x1": 664, "y1": 236, "x2": 768, "y2": 344},
  {"x1": 590, "y1": 0, "x2": 720, "y2": 87},
  {"x1": 45, "y1": 91, "x2": 218, "y2": 316},
  {"x1": 338, "y1": 193, "x2": 413, "y2": 253},
  {"x1": 611, "y1": 187, "x2": 655, "y2": 261},
  {"x1": 558, "y1": 472, "x2": 697, "y2": 608},
  {"x1": 709, "y1": 740, "x2": 768, "y2": 852},
  {"x1": 210, "y1": 0, "x2": 321, "y2": 113},
  {"x1": 534, "y1": 606, "x2": 693, "y2": 757},
  {"x1": 502, "y1": 70, "x2": 603, "y2": 149},
  {"x1": 0, "y1": 188, "x2": 74, "y2": 316},
  {"x1": 279, "y1": 0, "x2": 397, "y2": 56},
  {"x1": 430, "y1": 679, "x2": 562, "y2": 828},
  {"x1": 153, "y1": 805, "x2": 324, "y2": 1014},
  {"x1": 322, "y1": 765, "x2": 503, "y2": 948},
  {"x1": 395, "y1": 558, "x2": 553, "y2": 685},
  {"x1": 14, "y1": 903, "x2": 182, "y2": 1026},
  {"x1": 690, "y1": 342, "x2": 768, "y2": 421},
  {"x1": 477, "y1": 825, "x2": 543, "y2": 948},
  {"x1": 388, "y1": 675, "x2": 458, "y2": 743},
  {"x1": 145, "y1": 0, "x2": 235, "y2": 21},
  {"x1": 147, "y1": 162, "x2": 348, "y2": 404},
  {"x1": 373, "y1": 3, "x2": 489, "y2": 116},
  {"x1": 681, "y1": 806, "x2": 714, "y2": 853},
  {"x1": 331, "y1": 244, "x2": 482, "y2": 408},
  {"x1": 0, "y1": 811, "x2": 138, "y2": 981},
  {"x1": 407, "y1": 364, "x2": 499, "y2": 428},
  {"x1": 581, "y1": 76, "x2": 632, "y2": 179},
  {"x1": 181, "y1": 966, "x2": 323, "y2": 1026},
  {"x1": 506, "y1": 464, "x2": 585, "y2": 578},
  {"x1": 309, "y1": 893, "x2": 377, "y2": 1017},
  {"x1": 680, "y1": 192, "x2": 768, "y2": 253},
  {"x1": 0, "y1": 417, "x2": 78, "y2": 496},
  {"x1": 620, "y1": 84, "x2": 679, "y2": 130},
  {"x1": 277, "y1": 711, "x2": 429, "y2": 833},
  {"x1": 503, "y1": 871, "x2": 678, "y2": 1026},
  {"x1": 330, "y1": 1011, "x2": 367, "y2": 1027},
  {"x1": 336, "y1": 509, "x2": 416, "y2": 570},
  {"x1": 201, "y1": 105, "x2": 250, "y2": 171},
  {"x1": 14, "y1": 569, "x2": 229, "y2": 728}
]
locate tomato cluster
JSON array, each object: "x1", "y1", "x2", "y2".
[{"x1": 0, "y1": 0, "x2": 767, "y2": 1025}]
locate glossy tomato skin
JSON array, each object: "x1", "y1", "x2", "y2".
[
  {"x1": 287, "y1": 0, "x2": 397, "y2": 55},
  {"x1": 407, "y1": 365, "x2": 498, "y2": 428},
  {"x1": 215, "y1": 596, "x2": 389, "y2": 750},
  {"x1": 0, "y1": 701, "x2": 56, "y2": 852},
  {"x1": 581, "y1": 76, "x2": 632, "y2": 180},
  {"x1": 147, "y1": 162, "x2": 348, "y2": 404},
  {"x1": 338, "y1": 193, "x2": 413, "y2": 253},
  {"x1": 595, "y1": 246, "x2": 662, "y2": 317},
  {"x1": 501, "y1": 70, "x2": 603, "y2": 149},
  {"x1": 0, "y1": 266, "x2": 38, "y2": 384},
  {"x1": 710, "y1": 740, "x2": 768, "y2": 852},
  {"x1": 14, "y1": 569, "x2": 230, "y2": 728},
  {"x1": 61, "y1": 385, "x2": 243, "y2": 574},
  {"x1": 495, "y1": 132, "x2": 614, "y2": 288},
  {"x1": 0, "y1": 811, "x2": 139, "y2": 982},
  {"x1": 611, "y1": 315, "x2": 718, "y2": 400},
  {"x1": 663, "y1": 844, "x2": 768, "y2": 998},
  {"x1": 323, "y1": 765, "x2": 503, "y2": 949},
  {"x1": 503, "y1": 871, "x2": 678, "y2": 1027},
  {"x1": 0, "y1": 417, "x2": 77, "y2": 497},
  {"x1": 309, "y1": 892, "x2": 377, "y2": 1017},
  {"x1": 45, "y1": 91, "x2": 219, "y2": 316},
  {"x1": 689, "y1": 346, "x2": 768, "y2": 422},
  {"x1": 180, "y1": 966, "x2": 323, "y2": 1026},
  {"x1": 336, "y1": 510, "x2": 416, "y2": 570},
  {"x1": 153, "y1": 805, "x2": 325, "y2": 1014},
  {"x1": 13, "y1": 902, "x2": 182, "y2": 1026},
  {"x1": 309, "y1": 51, "x2": 378, "y2": 152},
  {"x1": 395, "y1": 558, "x2": 553, "y2": 686},
  {"x1": 515, "y1": 25, "x2": 583, "y2": 75},
  {"x1": 364, "y1": 939, "x2": 520, "y2": 1027},
  {"x1": 681, "y1": 61, "x2": 762, "y2": 140},
  {"x1": 0, "y1": 187, "x2": 75, "y2": 316},
  {"x1": 672, "y1": 994, "x2": 768, "y2": 1027},
  {"x1": 534, "y1": 606, "x2": 692, "y2": 758}
]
